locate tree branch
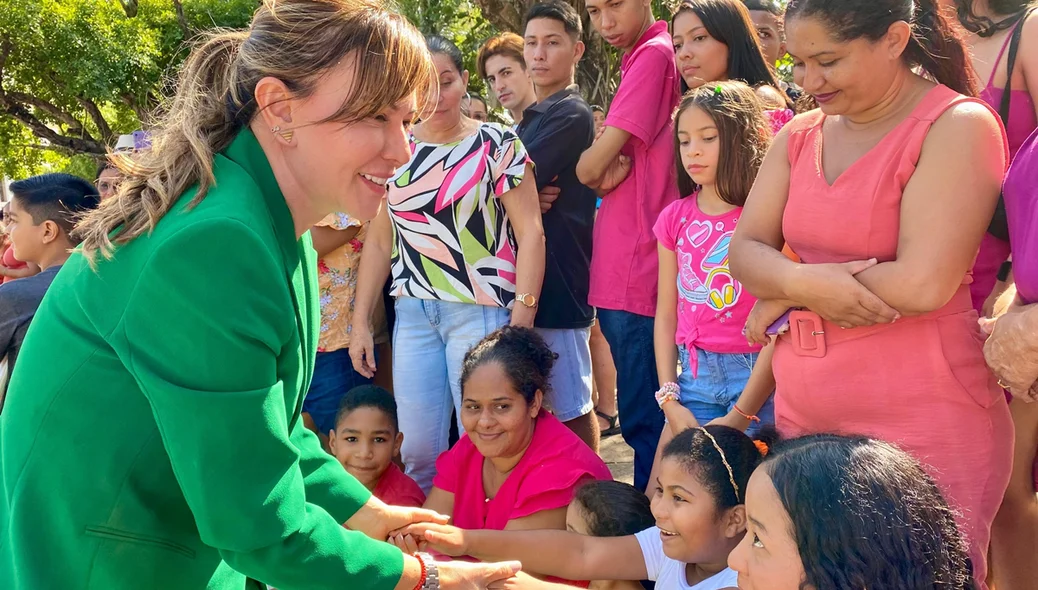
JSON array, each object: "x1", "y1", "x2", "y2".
[
  {"x1": 172, "y1": 0, "x2": 190, "y2": 38},
  {"x1": 119, "y1": 0, "x2": 139, "y2": 18},
  {"x1": 5, "y1": 90, "x2": 86, "y2": 133},
  {"x1": 77, "y1": 96, "x2": 113, "y2": 142},
  {"x1": 0, "y1": 102, "x2": 106, "y2": 154},
  {"x1": 0, "y1": 38, "x2": 104, "y2": 155}
]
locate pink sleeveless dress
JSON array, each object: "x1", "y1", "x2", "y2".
[
  {"x1": 775, "y1": 85, "x2": 1014, "y2": 586},
  {"x1": 972, "y1": 17, "x2": 1038, "y2": 311}
]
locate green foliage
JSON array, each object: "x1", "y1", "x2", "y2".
[
  {"x1": 0, "y1": 0, "x2": 255, "y2": 177},
  {"x1": 393, "y1": 0, "x2": 497, "y2": 99}
]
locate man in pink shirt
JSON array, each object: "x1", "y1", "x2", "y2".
[{"x1": 577, "y1": 0, "x2": 680, "y2": 491}]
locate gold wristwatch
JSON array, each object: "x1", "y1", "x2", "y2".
[{"x1": 516, "y1": 292, "x2": 538, "y2": 308}]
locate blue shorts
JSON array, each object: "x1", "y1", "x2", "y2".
[
  {"x1": 677, "y1": 345, "x2": 774, "y2": 436},
  {"x1": 536, "y1": 327, "x2": 594, "y2": 422}
]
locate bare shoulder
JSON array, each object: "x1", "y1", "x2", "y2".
[{"x1": 927, "y1": 99, "x2": 1003, "y2": 148}]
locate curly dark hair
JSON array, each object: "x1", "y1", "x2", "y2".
[
  {"x1": 574, "y1": 480, "x2": 655, "y2": 537},
  {"x1": 762, "y1": 434, "x2": 974, "y2": 590},
  {"x1": 460, "y1": 326, "x2": 557, "y2": 404},
  {"x1": 661, "y1": 425, "x2": 768, "y2": 510}
]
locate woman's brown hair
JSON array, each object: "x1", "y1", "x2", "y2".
[
  {"x1": 673, "y1": 80, "x2": 772, "y2": 206},
  {"x1": 786, "y1": 0, "x2": 978, "y2": 97},
  {"x1": 76, "y1": 0, "x2": 434, "y2": 260}
]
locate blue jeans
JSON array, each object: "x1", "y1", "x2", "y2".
[
  {"x1": 677, "y1": 346, "x2": 775, "y2": 436},
  {"x1": 535, "y1": 327, "x2": 594, "y2": 422},
  {"x1": 393, "y1": 297, "x2": 511, "y2": 492},
  {"x1": 597, "y1": 309, "x2": 665, "y2": 492},
  {"x1": 304, "y1": 348, "x2": 374, "y2": 435}
]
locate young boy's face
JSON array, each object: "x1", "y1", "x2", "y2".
[
  {"x1": 748, "y1": 10, "x2": 785, "y2": 66},
  {"x1": 329, "y1": 407, "x2": 402, "y2": 490},
  {"x1": 6, "y1": 197, "x2": 49, "y2": 264},
  {"x1": 586, "y1": 0, "x2": 652, "y2": 52},
  {"x1": 524, "y1": 17, "x2": 583, "y2": 92}
]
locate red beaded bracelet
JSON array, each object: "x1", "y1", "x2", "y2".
[
  {"x1": 413, "y1": 554, "x2": 427, "y2": 590},
  {"x1": 734, "y1": 404, "x2": 761, "y2": 423}
]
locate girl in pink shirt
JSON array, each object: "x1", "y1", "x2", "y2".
[{"x1": 650, "y1": 83, "x2": 777, "y2": 482}]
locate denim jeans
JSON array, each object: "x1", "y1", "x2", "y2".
[
  {"x1": 304, "y1": 348, "x2": 374, "y2": 435},
  {"x1": 393, "y1": 297, "x2": 511, "y2": 492},
  {"x1": 677, "y1": 346, "x2": 775, "y2": 437},
  {"x1": 597, "y1": 309, "x2": 665, "y2": 492}
]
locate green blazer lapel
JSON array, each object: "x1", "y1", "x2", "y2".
[{"x1": 222, "y1": 130, "x2": 318, "y2": 419}]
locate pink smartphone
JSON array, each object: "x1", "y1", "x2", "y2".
[{"x1": 765, "y1": 309, "x2": 794, "y2": 336}]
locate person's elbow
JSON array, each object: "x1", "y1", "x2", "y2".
[
  {"x1": 575, "y1": 155, "x2": 603, "y2": 188},
  {"x1": 517, "y1": 223, "x2": 546, "y2": 251},
  {"x1": 891, "y1": 273, "x2": 962, "y2": 316}
]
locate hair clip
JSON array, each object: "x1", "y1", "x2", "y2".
[
  {"x1": 754, "y1": 440, "x2": 770, "y2": 457},
  {"x1": 696, "y1": 427, "x2": 740, "y2": 501},
  {"x1": 714, "y1": 84, "x2": 723, "y2": 95}
]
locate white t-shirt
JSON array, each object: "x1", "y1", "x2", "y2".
[{"x1": 635, "y1": 527, "x2": 739, "y2": 590}]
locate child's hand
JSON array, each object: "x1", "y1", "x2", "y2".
[
  {"x1": 400, "y1": 522, "x2": 468, "y2": 557},
  {"x1": 663, "y1": 402, "x2": 699, "y2": 437},
  {"x1": 387, "y1": 532, "x2": 424, "y2": 555},
  {"x1": 598, "y1": 155, "x2": 631, "y2": 193},
  {"x1": 707, "y1": 410, "x2": 752, "y2": 433},
  {"x1": 744, "y1": 299, "x2": 791, "y2": 345}
]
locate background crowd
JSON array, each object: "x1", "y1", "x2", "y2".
[{"x1": 1, "y1": 0, "x2": 1036, "y2": 589}]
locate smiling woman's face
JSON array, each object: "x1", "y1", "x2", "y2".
[{"x1": 460, "y1": 361, "x2": 541, "y2": 460}]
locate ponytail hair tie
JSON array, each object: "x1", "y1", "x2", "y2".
[{"x1": 754, "y1": 440, "x2": 770, "y2": 457}]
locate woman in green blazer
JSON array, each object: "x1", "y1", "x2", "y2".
[{"x1": 0, "y1": 1, "x2": 521, "y2": 589}]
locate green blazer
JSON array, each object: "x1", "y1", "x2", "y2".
[{"x1": 0, "y1": 131, "x2": 403, "y2": 589}]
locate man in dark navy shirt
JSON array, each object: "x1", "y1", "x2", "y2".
[{"x1": 518, "y1": 0, "x2": 600, "y2": 450}]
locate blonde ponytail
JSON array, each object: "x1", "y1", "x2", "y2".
[{"x1": 75, "y1": 0, "x2": 433, "y2": 261}]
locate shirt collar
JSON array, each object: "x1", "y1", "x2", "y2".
[
  {"x1": 624, "y1": 20, "x2": 668, "y2": 65},
  {"x1": 525, "y1": 84, "x2": 581, "y2": 117},
  {"x1": 221, "y1": 128, "x2": 298, "y2": 254}
]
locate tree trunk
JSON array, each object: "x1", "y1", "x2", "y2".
[{"x1": 471, "y1": 0, "x2": 620, "y2": 107}]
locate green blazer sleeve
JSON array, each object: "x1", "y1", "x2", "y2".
[
  {"x1": 290, "y1": 412, "x2": 374, "y2": 522},
  {"x1": 119, "y1": 218, "x2": 403, "y2": 590}
]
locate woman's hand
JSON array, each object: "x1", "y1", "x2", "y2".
[
  {"x1": 980, "y1": 304, "x2": 1038, "y2": 402},
  {"x1": 345, "y1": 498, "x2": 449, "y2": 542},
  {"x1": 792, "y1": 260, "x2": 900, "y2": 328},
  {"x1": 439, "y1": 560, "x2": 523, "y2": 590},
  {"x1": 398, "y1": 522, "x2": 469, "y2": 557},
  {"x1": 744, "y1": 300, "x2": 791, "y2": 345},
  {"x1": 348, "y1": 321, "x2": 377, "y2": 379},
  {"x1": 662, "y1": 402, "x2": 699, "y2": 437}
]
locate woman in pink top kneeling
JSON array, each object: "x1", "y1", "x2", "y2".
[
  {"x1": 730, "y1": 0, "x2": 1013, "y2": 586},
  {"x1": 419, "y1": 326, "x2": 611, "y2": 542}
]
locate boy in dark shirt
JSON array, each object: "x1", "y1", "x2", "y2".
[
  {"x1": 0, "y1": 173, "x2": 99, "y2": 407},
  {"x1": 518, "y1": 0, "x2": 600, "y2": 450}
]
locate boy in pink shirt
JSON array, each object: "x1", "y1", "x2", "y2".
[
  {"x1": 328, "y1": 385, "x2": 425, "y2": 508},
  {"x1": 576, "y1": 0, "x2": 680, "y2": 491}
]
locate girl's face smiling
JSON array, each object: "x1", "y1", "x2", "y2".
[
  {"x1": 728, "y1": 469, "x2": 807, "y2": 590},
  {"x1": 651, "y1": 457, "x2": 746, "y2": 567}
]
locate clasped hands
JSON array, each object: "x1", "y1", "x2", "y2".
[{"x1": 742, "y1": 258, "x2": 900, "y2": 345}]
